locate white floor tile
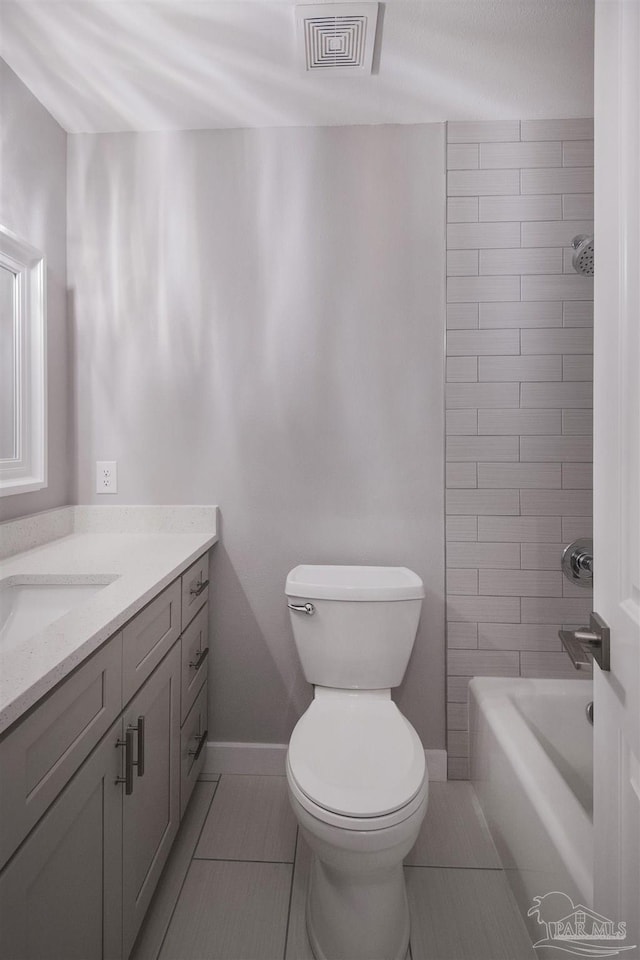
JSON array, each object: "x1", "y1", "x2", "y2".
[
  {"x1": 405, "y1": 782, "x2": 501, "y2": 869},
  {"x1": 131, "y1": 781, "x2": 217, "y2": 960},
  {"x1": 132, "y1": 774, "x2": 539, "y2": 960},
  {"x1": 407, "y1": 866, "x2": 536, "y2": 960},
  {"x1": 159, "y1": 860, "x2": 292, "y2": 960},
  {"x1": 195, "y1": 774, "x2": 297, "y2": 863}
]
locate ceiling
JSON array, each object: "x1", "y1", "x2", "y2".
[{"x1": 0, "y1": 0, "x2": 594, "y2": 133}]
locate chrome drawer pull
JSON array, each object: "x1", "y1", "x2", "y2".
[
  {"x1": 115, "y1": 728, "x2": 135, "y2": 795},
  {"x1": 189, "y1": 578, "x2": 209, "y2": 598},
  {"x1": 189, "y1": 647, "x2": 209, "y2": 672},
  {"x1": 133, "y1": 716, "x2": 145, "y2": 777},
  {"x1": 188, "y1": 728, "x2": 208, "y2": 761},
  {"x1": 287, "y1": 602, "x2": 315, "y2": 615}
]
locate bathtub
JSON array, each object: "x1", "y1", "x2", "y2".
[{"x1": 469, "y1": 677, "x2": 593, "y2": 940}]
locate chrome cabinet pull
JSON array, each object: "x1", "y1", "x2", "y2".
[
  {"x1": 133, "y1": 716, "x2": 145, "y2": 778},
  {"x1": 188, "y1": 728, "x2": 208, "y2": 761},
  {"x1": 189, "y1": 578, "x2": 209, "y2": 598},
  {"x1": 115, "y1": 728, "x2": 135, "y2": 795},
  {"x1": 189, "y1": 647, "x2": 209, "y2": 671},
  {"x1": 287, "y1": 602, "x2": 315, "y2": 615}
]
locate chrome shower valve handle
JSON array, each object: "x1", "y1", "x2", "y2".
[{"x1": 562, "y1": 538, "x2": 593, "y2": 587}]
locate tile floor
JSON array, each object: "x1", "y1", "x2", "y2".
[{"x1": 131, "y1": 774, "x2": 536, "y2": 960}]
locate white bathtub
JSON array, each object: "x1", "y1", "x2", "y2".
[{"x1": 469, "y1": 677, "x2": 594, "y2": 940}]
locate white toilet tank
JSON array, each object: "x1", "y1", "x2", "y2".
[{"x1": 285, "y1": 565, "x2": 424, "y2": 689}]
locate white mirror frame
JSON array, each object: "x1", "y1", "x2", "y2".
[{"x1": 0, "y1": 225, "x2": 47, "y2": 497}]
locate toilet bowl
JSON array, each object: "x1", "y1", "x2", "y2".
[{"x1": 285, "y1": 565, "x2": 428, "y2": 960}]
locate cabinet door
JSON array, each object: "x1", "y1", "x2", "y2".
[
  {"x1": 0, "y1": 720, "x2": 123, "y2": 960},
  {"x1": 122, "y1": 643, "x2": 181, "y2": 958},
  {"x1": 0, "y1": 632, "x2": 122, "y2": 870}
]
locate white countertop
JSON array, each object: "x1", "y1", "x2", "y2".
[{"x1": 0, "y1": 506, "x2": 218, "y2": 735}]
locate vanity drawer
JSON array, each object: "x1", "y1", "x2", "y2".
[
  {"x1": 0, "y1": 633, "x2": 123, "y2": 870},
  {"x1": 180, "y1": 681, "x2": 208, "y2": 819},
  {"x1": 123, "y1": 580, "x2": 181, "y2": 704},
  {"x1": 181, "y1": 553, "x2": 209, "y2": 631},
  {"x1": 181, "y1": 604, "x2": 209, "y2": 723}
]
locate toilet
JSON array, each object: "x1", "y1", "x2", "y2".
[{"x1": 285, "y1": 565, "x2": 429, "y2": 960}]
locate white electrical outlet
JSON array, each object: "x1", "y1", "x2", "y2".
[{"x1": 96, "y1": 461, "x2": 118, "y2": 494}]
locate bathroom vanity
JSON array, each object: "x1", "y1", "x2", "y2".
[{"x1": 0, "y1": 507, "x2": 217, "y2": 959}]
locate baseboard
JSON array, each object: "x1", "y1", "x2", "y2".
[
  {"x1": 204, "y1": 742, "x2": 448, "y2": 781},
  {"x1": 204, "y1": 742, "x2": 288, "y2": 776},
  {"x1": 425, "y1": 749, "x2": 448, "y2": 781}
]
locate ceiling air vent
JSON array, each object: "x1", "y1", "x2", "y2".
[{"x1": 295, "y1": 3, "x2": 379, "y2": 76}]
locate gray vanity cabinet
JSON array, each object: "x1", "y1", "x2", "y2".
[
  {"x1": 121, "y1": 641, "x2": 181, "y2": 957},
  {"x1": 0, "y1": 550, "x2": 211, "y2": 960},
  {"x1": 0, "y1": 642, "x2": 181, "y2": 960},
  {"x1": 0, "y1": 716, "x2": 123, "y2": 960}
]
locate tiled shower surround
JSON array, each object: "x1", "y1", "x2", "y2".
[{"x1": 445, "y1": 119, "x2": 594, "y2": 780}]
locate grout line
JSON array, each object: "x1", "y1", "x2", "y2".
[
  {"x1": 192, "y1": 855, "x2": 296, "y2": 865},
  {"x1": 206, "y1": 771, "x2": 289, "y2": 778},
  {"x1": 404, "y1": 863, "x2": 504, "y2": 872},
  {"x1": 282, "y1": 828, "x2": 300, "y2": 960},
  {"x1": 153, "y1": 779, "x2": 220, "y2": 960}
]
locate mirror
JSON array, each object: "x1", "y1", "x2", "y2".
[{"x1": 0, "y1": 226, "x2": 46, "y2": 497}]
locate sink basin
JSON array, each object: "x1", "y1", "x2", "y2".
[{"x1": 0, "y1": 581, "x2": 110, "y2": 653}]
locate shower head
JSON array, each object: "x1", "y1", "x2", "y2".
[{"x1": 571, "y1": 235, "x2": 594, "y2": 276}]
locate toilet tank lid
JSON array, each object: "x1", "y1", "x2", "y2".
[{"x1": 285, "y1": 565, "x2": 424, "y2": 601}]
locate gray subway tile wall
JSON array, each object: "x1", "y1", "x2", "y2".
[
  {"x1": 448, "y1": 120, "x2": 522, "y2": 142},
  {"x1": 519, "y1": 118, "x2": 593, "y2": 141},
  {"x1": 562, "y1": 516, "x2": 593, "y2": 541},
  {"x1": 445, "y1": 119, "x2": 593, "y2": 779},
  {"x1": 563, "y1": 194, "x2": 594, "y2": 219},
  {"x1": 478, "y1": 300, "x2": 562, "y2": 328}
]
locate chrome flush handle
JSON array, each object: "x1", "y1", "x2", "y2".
[{"x1": 287, "y1": 601, "x2": 315, "y2": 615}]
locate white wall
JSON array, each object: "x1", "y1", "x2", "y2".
[
  {"x1": 68, "y1": 124, "x2": 446, "y2": 746},
  {"x1": 0, "y1": 60, "x2": 71, "y2": 521}
]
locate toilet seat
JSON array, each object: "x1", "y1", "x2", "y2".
[
  {"x1": 287, "y1": 757, "x2": 428, "y2": 832},
  {"x1": 287, "y1": 693, "x2": 426, "y2": 827}
]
